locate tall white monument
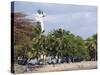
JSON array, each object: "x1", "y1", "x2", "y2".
[{"x1": 35, "y1": 10, "x2": 46, "y2": 32}]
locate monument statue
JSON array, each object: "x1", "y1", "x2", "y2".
[{"x1": 35, "y1": 10, "x2": 46, "y2": 32}]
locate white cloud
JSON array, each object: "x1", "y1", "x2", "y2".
[
  {"x1": 45, "y1": 12, "x2": 96, "y2": 26},
  {"x1": 44, "y1": 12, "x2": 97, "y2": 39}
]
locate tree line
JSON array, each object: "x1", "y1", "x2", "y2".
[{"x1": 13, "y1": 12, "x2": 97, "y2": 64}]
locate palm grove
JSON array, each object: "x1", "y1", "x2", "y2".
[{"x1": 13, "y1": 12, "x2": 97, "y2": 65}]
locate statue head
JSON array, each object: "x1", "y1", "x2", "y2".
[{"x1": 37, "y1": 9, "x2": 43, "y2": 14}]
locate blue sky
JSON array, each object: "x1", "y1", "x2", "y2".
[{"x1": 13, "y1": 1, "x2": 97, "y2": 39}]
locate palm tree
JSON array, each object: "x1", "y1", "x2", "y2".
[{"x1": 86, "y1": 34, "x2": 97, "y2": 61}]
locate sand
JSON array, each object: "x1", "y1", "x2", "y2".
[{"x1": 14, "y1": 61, "x2": 97, "y2": 74}]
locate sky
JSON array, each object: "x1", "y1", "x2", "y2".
[{"x1": 13, "y1": 1, "x2": 97, "y2": 39}]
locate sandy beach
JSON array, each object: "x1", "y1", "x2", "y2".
[{"x1": 14, "y1": 61, "x2": 97, "y2": 74}]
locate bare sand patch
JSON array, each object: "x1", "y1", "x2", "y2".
[{"x1": 14, "y1": 61, "x2": 97, "y2": 74}]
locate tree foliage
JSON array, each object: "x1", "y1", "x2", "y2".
[{"x1": 13, "y1": 12, "x2": 97, "y2": 63}]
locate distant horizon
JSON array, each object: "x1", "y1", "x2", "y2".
[{"x1": 13, "y1": 1, "x2": 97, "y2": 39}]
